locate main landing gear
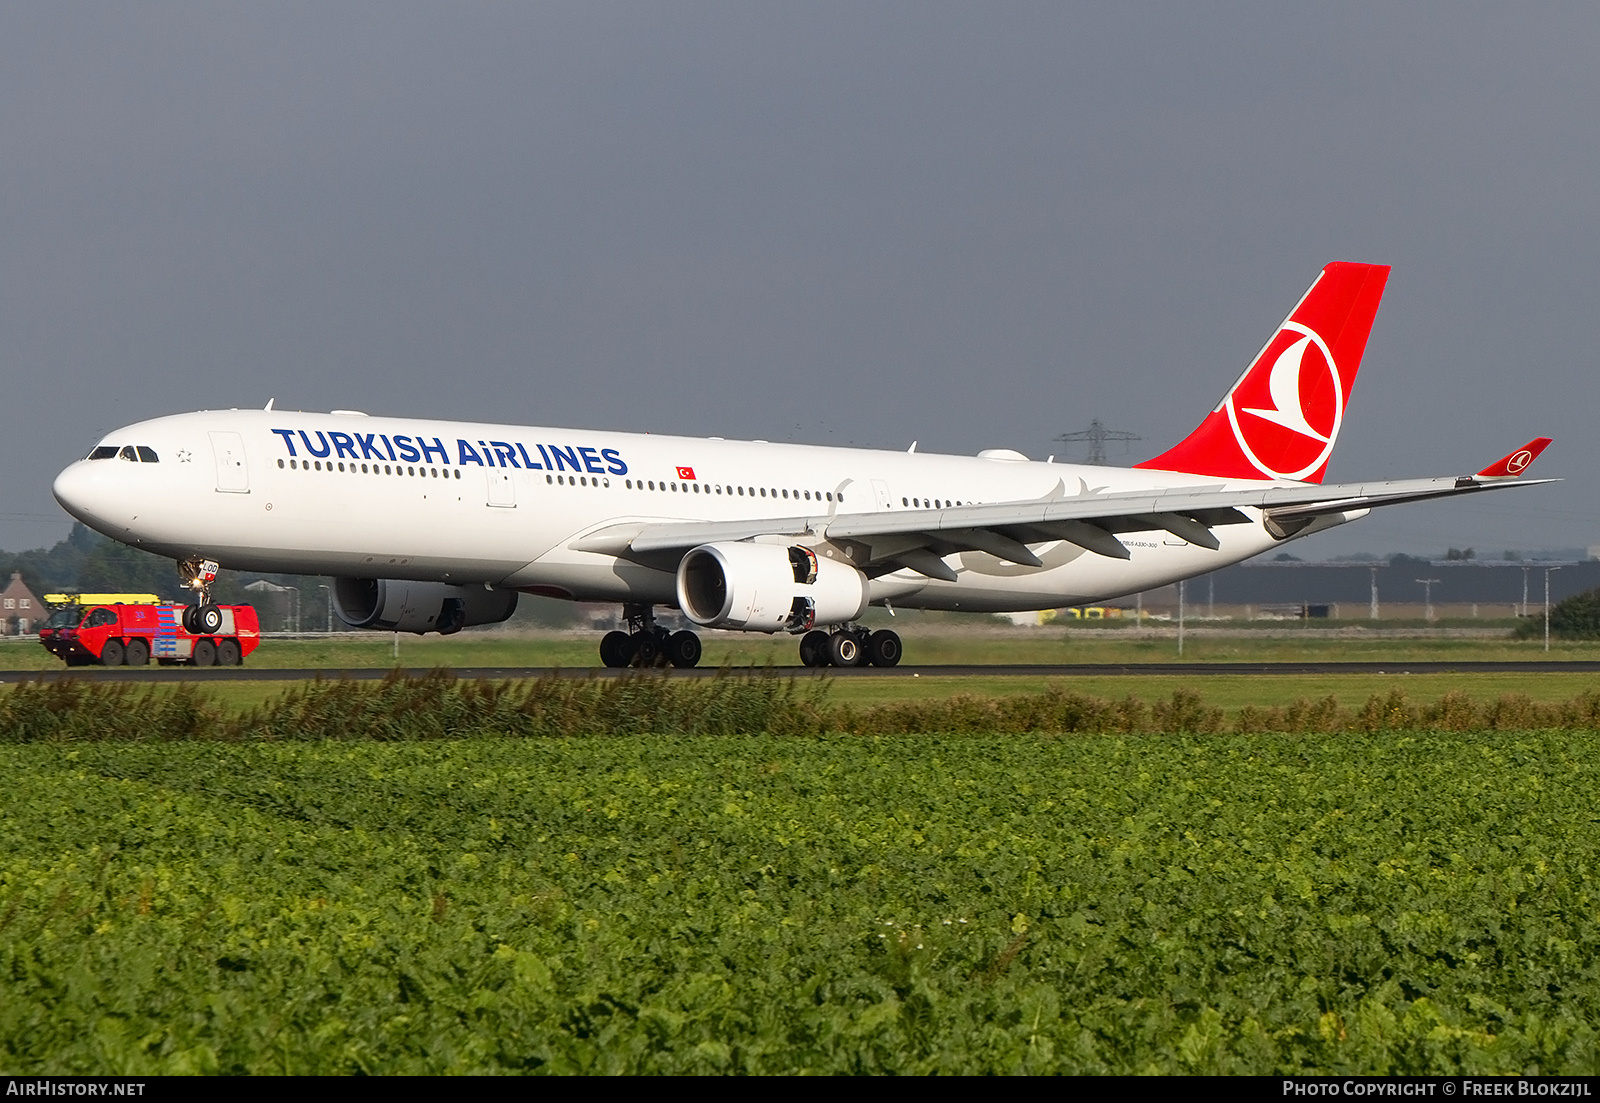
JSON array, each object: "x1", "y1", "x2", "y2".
[
  {"x1": 798, "y1": 626, "x2": 901, "y2": 668},
  {"x1": 178, "y1": 557, "x2": 225, "y2": 634},
  {"x1": 600, "y1": 604, "x2": 703, "y2": 669}
]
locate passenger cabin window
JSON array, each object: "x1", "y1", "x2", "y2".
[{"x1": 88, "y1": 446, "x2": 118, "y2": 460}]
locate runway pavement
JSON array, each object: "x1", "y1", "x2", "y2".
[{"x1": 9, "y1": 661, "x2": 1600, "y2": 682}]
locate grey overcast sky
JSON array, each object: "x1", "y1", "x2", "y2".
[{"x1": 2, "y1": 3, "x2": 1595, "y2": 559}]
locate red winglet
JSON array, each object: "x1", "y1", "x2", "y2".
[{"x1": 1475, "y1": 438, "x2": 1552, "y2": 479}]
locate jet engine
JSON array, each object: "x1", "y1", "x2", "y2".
[
  {"x1": 676, "y1": 542, "x2": 868, "y2": 633},
  {"x1": 333, "y1": 578, "x2": 518, "y2": 635}
]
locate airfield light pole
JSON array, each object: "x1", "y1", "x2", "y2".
[
  {"x1": 1369, "y1": 566, "x2": 1379, "y2": 620},
  {"x1": 1545, "y1": 566, "x2": 1560, "y2": 652},
  {"x1": 1177, "y1": 579, "x2": 1186, "y2": 657},
  {"x1": 1416, "y1": 578, "x2": 1441, "y2": 623}
]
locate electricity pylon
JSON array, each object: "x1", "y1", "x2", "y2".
[{"x1": 1055, "y1": 419, "x2": 1140, "y2": 466}]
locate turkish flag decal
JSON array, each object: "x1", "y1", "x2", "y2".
[{"x1": 676, "y1": 466, "x2": 696, "y2": 480}]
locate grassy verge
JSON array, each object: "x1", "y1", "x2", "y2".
[
  {"x1": 8, "y1": 670, "x2": 1600, "y2": 740},
  {"x1": 7, "y1": 628, "x2": 1600, "y2": 672}
]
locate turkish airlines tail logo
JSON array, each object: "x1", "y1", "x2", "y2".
[{"x1": 1137, "y1": 262, "x2": 1390, "y2": 483}]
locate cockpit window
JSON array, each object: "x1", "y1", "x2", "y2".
[
  {"x1": 118, "y1": 446, "x2": 137, "y2": 462},
  {"x1": 88, "y1": 446, "x2": 118, "y2": 460},
  {"x1": 136, "y1": 446, "x2": 158, "y2": 463}
]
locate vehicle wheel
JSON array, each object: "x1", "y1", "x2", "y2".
[
  {"x1": 99, "y1": 639, "x2": 125, "y2": 667},
  {"x1": 125, "y1": 639, "x2": 150, "y2": 667},
  {"x1": 217, "y1": 639, "x2": 241, "y2": 666},
  {"x1": 798, "y1": 630, "x2": 831, "y2": 668},
  {"x1": 667, "y1": 630, "x2": 702, "y2": 669},
  {"x1": 866, "y1": 629, "x2": 902, "y2": 668},
  {"x1": 828, "y1": 631, "x2": 863, "y2": 668},
  {"x1": 599, "y1": 630, "x2": 633, "y2": 668},
  {"x1": 197, "y1": 604, "x2": 225, "y2": 634},
  {"x1": 633, "y1": 631, "x2": 659, "y2": 668},
  {"x1": 192, "y1": 639, "x2": 216, "y2": 668}
]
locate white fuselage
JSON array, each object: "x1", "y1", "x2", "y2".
[{"x1": 53, "y1": 409, "x2": 1335, "y2": 616}]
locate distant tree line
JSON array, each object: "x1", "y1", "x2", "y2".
[{"x1": 1518, "y1": 587, "x2": 1600, "y2": 640}]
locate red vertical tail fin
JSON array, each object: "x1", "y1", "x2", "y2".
[{"x1": 1136, "y1": 262, "x2": 1390, "y2": 483}]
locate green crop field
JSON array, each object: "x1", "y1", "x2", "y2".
[{"x1": 5, "y1": 675, "x2": 1600, "y2": 1074}]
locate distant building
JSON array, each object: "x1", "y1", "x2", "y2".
[
  {"x1": 243, "y1": 579, "x2": 300, "y2": 632},
  {"x1": 1, "y1": 572, "x2": 42, "y2": 635},
  {"x1": 1119, "y1": 558, "x2": 1600, "y2": 621}
]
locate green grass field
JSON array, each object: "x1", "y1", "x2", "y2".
[
  {"x1": 5, "y1": 729, "x2": 1599, "y2": 1074},
  {"x1": 5, "y1": 624, "x2": 1600, "y2": 673}
]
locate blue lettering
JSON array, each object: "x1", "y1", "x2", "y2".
[
  {"x1": 458, "y1": 440, "x2": 484, "y2": 466},
  {"x1": 516, "y1": 443, "x2": 542, "y2": 470},
  {"x1": 549, "y1": 445, "x2": 581, "y2": 472},
  {"x1": 356, "y1": 433, "x2": 384, "y2": 460},
  {"x1": 379, "y1": 435, "x2": 397, "y2": 461},
  {"x1": 329, "y1": 432, "x2": 359, "y2": 460},
  {"x1": 601, "y1": 448, "x2": 628, "y2": 476},
  {"x1": 395, "y1": 435, "x2": 421, "y2": 463},
  {"x1": 579, "y1": 446, "x2": 605, "y2": 474},
  {"x1": 536, "y1": 444, "x2": 553, "y2": 469},
  {"x1": 298, "y1": 430, "x2": 332, "y2": 458},
  {"x1": 420, "y1": 437, "x2": 448, "y2": 464},
  {"x1": 271, "y1": 429, "x2": 299, "y2": 457},
  {"x1": 491, "y1": 441, "x2": 520, "y2": 468}
]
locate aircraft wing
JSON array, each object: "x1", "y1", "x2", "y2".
[{"x1": 572, "y1": 443, "x2": 1557, "y2": 581}]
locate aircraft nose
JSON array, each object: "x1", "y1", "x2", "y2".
[{"x1": 52, "y1": 459, "x2": 125, "y2": 530}]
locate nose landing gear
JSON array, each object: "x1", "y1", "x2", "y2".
[
  {"x1": 177, "y1": 557, "x2": 224, "y2": 634},
  {"x1": 599, "y1": 604, "x2": 703, "y2": 669}
]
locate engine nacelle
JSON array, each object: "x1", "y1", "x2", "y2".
[
  {"x1": 333, "y1": 578, "x2": 518, "y2": 635},
  {"x1": 677, "y1": 542, "x2": 868, "y2": 633}
]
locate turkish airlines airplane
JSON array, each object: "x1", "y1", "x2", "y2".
[{"x1": 52, "y1": 262, "x2": 1553, "y2": 668}]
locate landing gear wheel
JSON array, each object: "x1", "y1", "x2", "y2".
[
  {"x1": 125, "y1": 639, "x2": 150, "y2": 667},
  {"x1": 798, "y1": 630, "x2": 831, "y2": 668},
  {"x1": 666, "y1": 630, "x2": 702, "y2": 669},
  {"x1": 599, "y1": 631, "x2": 634, "y2": 668},
  {"x1": 634, "y1": 632, "x2": 660, "y2": 668},
  {"x1": 100, "y1": 639, "x2": 125, "y2": 667},
  {"x1": 866, "y1": 629, "x2": 902, "y2": 668},
  {"x1": 217, "y1": 639, "x2": 242, "y2": 667},
  {"x1": 197, "y1": 604, "x2": 224, "y2": 634},
  {"x1": 181, "y1": 606, "x2": 199, "y2": 634},
  {"x1": 192, "y1": 639, "x2": 216, "y2": 668},
  {"x1": 828, "y1": 631, "x2": 863, "y2": 668}
]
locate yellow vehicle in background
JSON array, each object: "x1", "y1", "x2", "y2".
[{"x1": 44, "y1": 593, "x2": 162, "y2": 608}]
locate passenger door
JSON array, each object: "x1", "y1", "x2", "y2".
[
  {"x1": 209, "y1": 432, "x2": 250, "y2": 493},
  {"x1": 487, "y1": 470, "x2": 516, "y2": 508}
]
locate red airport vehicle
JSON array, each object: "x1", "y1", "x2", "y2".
[{"x1": 39, "y1": 601, "x2": 261, "y2": 667}]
